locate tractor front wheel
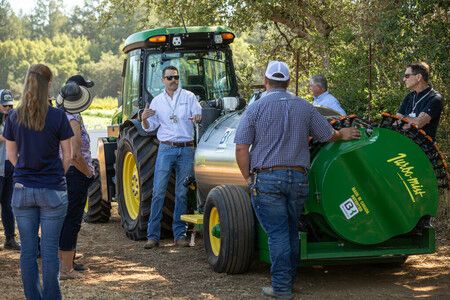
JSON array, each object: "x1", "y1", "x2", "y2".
[{"x1": 203, "y1": 185, "x2": 255, "y2": 274}]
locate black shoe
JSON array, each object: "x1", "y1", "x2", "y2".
[
  {"x1": 73, "y1": 262, "x2": 87, "y2": 272},
  {"x1": 4, "y1": 238, "x2": 21, "y2": 251}
]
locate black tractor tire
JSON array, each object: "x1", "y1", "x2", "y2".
[
  {"x1": 203, "y1": 185, "x2": 255, "y2": 274},
  {"x1": 116, "y1": 126, "x2": 175, "y2": 241},
  {"x1": 84, "y1": 158, "x2": 111, "y2": 223}
]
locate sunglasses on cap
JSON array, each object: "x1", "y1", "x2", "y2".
[{"x1": 164, "y1": 75, "x2": 180, "y2": 81}]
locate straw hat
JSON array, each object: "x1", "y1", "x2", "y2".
[{"x1": 56, "y1": 82, "x2": 93, "y2": 114}]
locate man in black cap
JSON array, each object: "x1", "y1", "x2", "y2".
[{"x1": 0, "y1": 89, "x2": 20, "y2": 250}]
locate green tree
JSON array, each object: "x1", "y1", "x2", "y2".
[
  {"x1": 81, "y1": 51, "x2": 123, "y2": 97},
  {"x1": 0, "y1": 34, "x2": 91, "y2": 95},
  {"x1": 27, "y1": 0, "x2": 68, "y2": 38},
  {"x1": 0, "y1": 0, "x2": 24, "y2": 41}
]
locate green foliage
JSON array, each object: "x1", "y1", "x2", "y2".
[
  {"x1": 0, "y1": 34, "x2": 91, "y2": 95},
  {"x1": 0, "y1": 0, "x2": 447, "y2": 155},
  {"x1": 81, "y1": 52, "x2": 123, "y2": 98}
]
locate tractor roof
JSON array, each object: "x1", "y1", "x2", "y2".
[{"x1": 123, "y1": 26, "x2": 235, "y2": 53}]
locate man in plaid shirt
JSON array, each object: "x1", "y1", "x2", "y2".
[{"x1": 235, "y1": 61, "x2": 360, "y2": 299}]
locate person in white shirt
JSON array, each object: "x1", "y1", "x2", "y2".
[
  {"x1": 310, "y1": 75, "x2": 346, "y2": 116},
  {"x1": 141, "y1": 66, "x2": 202, "y2": 249}
]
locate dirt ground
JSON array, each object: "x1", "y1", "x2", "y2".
[{"x1": 1, "y1": 202, "x2": 449, "y2": 300}]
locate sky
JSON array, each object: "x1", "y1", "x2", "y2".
[{"x1": 10, "y1": 0, "x2": 85, "y2": 15}]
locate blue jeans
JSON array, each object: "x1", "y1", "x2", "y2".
[
  {"x1": 147, "y1": 143, "x2": 194, "y2": 241},
  {"x1": 250, "y1": 170, "x2": 308, "y2": 296},
  {"x1": 12, "y1": 185, "x2": 68, "y2": 300}
]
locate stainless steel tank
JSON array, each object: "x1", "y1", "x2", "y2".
[
  {"x1": 194, "y1": 95, "x2": 340, "y2": 205},
  {"x1": 195, "y1": 111, "x2": 245, "y2": 204}
]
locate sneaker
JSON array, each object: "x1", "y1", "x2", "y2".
[
  {"x1": 144, "y1": 240, "x2": 159, "y2": 249},
  {"x1": 73, "y1": 262, "x2": 87, "y2": 272},
  {"x1": 174, "y1": 237, "x2": 189, "y2": 247},
  {"x1": 4, "y1": 238, "x2": 21, "y2": 251},
  {"x1": 261, "y1": 286, "x2": 293, "y2": 300},
  {"x1": 60, "y1": 269, "x2": 83, "y2": 280}
]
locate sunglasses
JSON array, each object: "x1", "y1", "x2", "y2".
[
  {"x1": 2, "y1": 105, "x2": 13, "y2": 109},
  {"x1": 164, "y1": 75, "x2": 180, "y2": 81},
  {"x1": 403, "y1": 73, "x2": 417, "y2": 79}
]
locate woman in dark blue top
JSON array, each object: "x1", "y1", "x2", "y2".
[{"x1": 3, "y1": 64, "x2": 74, "y2": 300}]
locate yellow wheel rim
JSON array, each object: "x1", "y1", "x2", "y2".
[
  {"x1": 123, "y1": 151, "x2": 140, "y2": 220},
  {"x1": 209, "y1": 207, "x2": 220, "y2": 256}
]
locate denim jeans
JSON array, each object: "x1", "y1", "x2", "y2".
[
  {"x1": 60, "y1": 166, "x2": 92, "y2": 251},
  {"x1": 12, "y1": 185, "x2": 68, "y2": 300},
  {"x1": 147, "y1": 143, "x2": 194, "y2": 241},
  {"x1": 0, "y1": 160, "x2": 15, "y2": 238},
  {"x1": 250, "y1": 169, "x2": 309, "y2": 296}
]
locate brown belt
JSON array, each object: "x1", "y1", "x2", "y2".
[
  {"x1": 254, "y1": 165, "x2": 306, "y2": 174},
  {"x1": 160, "y1": 140, "x2": 194, "y2": 147}
]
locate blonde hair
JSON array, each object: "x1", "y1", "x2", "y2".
[{"x1": 16, "y1": 64, "x2": 52, "y2": 131}]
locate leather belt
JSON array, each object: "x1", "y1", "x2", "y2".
[
  {"x1": 254, "y1": 165, "x2": 306, "y2": 174},
  {"x1": 160, "y1": 140, "x2": 194, "y2": 147}
]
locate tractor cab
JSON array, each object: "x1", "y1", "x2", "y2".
[{"x1": 121, "y1": 26, "x2": 240, "y2": 124}]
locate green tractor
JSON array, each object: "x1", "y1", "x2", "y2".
[{"x1": 87, "y1": 26, "x2": 449, "y2": 274}]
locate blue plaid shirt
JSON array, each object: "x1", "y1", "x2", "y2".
[{"x1": 234, "y1": 89, "x2": 333, "y2": 170}]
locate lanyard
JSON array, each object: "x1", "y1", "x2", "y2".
[
  {"x1": 164, "y1": 89, "x2": 181, "y2": 115},
  {"x1": 411, "y1": 90, "x2": 431, "y2": 113}
]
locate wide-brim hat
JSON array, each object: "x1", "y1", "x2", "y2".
[{"x1": 57, "y1": 82, "x2": 93, "y2": 114}]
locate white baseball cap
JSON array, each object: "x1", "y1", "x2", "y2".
[{"x1": 265, "y1": 60, "x2": 290, "y2": 81}]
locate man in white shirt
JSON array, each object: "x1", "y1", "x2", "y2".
[
  {"x1": 141, "y1": 66, "x2": 202, "y2": 249},
  {"x1": 310, "y1": 75, "x2": 346, "y2": 116}
]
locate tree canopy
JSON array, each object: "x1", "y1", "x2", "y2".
[{"x1": 0, "y1": 0, "x2": 448, "y2": 147}]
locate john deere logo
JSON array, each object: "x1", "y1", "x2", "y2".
[{"x1": 387, "y1": 153, "x2": 425, "y2": 202}]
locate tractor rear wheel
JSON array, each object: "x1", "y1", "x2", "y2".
[
  {"x1": 116, "y1": 126, "x2": 175, "y2": 240},
  {"x1": 84, "y1": 159, "x2": 111, "y2": 223},
  {"x1": 203, "y1": 185, "x2": 255, "y2": 274}
]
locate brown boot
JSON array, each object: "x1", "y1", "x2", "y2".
[
  {"x1": 144, "y1": 240, "x2": 159, "y2": 249},
  {"x1": 174, "y1": 237, "x2": 189, "y2": 247},
  {"x1": 60, "y1": 269, "x2": 83, "y2": 280}
]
